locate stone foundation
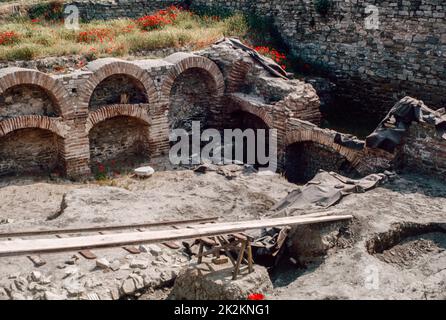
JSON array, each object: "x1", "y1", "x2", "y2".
[{"x1": 171, "y1": 264, "x2": 272, "y2": 300}]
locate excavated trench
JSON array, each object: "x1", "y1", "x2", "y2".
[{"x1": 366, "y1": 222, "x2": 446, "y2": 267}]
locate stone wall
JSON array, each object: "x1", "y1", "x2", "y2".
[
  {"x1": 402, "y1": 122, "x2": 446, "y2": 179},
  {"x1": 67, "y1": 0, "x2": 180, "y2": 21},
  {"x1": 89, "y1": 74, "x2": 148, "y2": 110},
  {"x1": 168, "y1": 68, "x2": 217, "y2": 131},
  {"x1": 0, "y1": 128, "x2": 61, "y2": 176},
  {"x1": 191, "y1": 0, "x2": 446, "y2": 120},
  {"x1": 285, "y1": 141, "x2": 356, "y2": 183},
  {"x1": 89, "y1": 115, "x2": 150, "y2": 166},
  {"x1": 0, "y1": 85, "x2": 57, "y2": 120}
]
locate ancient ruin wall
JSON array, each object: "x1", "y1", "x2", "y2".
[
  {"x1": 3, "y1": 0, "x2": 442, "y2": 120},
  {"x1": 191, "y1": 0, "x2": 446, "y2": 119},
  {"x1": 403, "y1": 123, "x2": 446, "y2": 179},
  {"x1": 1, "y1": 40, "x2": 442, "y2": 180},
  {"x1": 67, "y1": 0, "x2": 179, "y2": 21},
  {"x1": 0, "y1": 43, "x2": 325, "y2": 179}
]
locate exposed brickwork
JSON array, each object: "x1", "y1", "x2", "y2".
[
  {"x1": 0, "y1": 43, "x2": 441, "y2": 179},
  {"x1": 0, "y1": 68, "x2": 72, "y2": 118},
  {"x1": 78, "y1": 58, "x2": 158, "y2": 115},
  {"x1": 0, "y1": 115, "x2": 63, "y2": 138},
  {"x1": 285, "y1": 121, "x2": 362, "y2": 165},
  {"x1": 85, "y1": 104, "x2": 151, "y2": 134}
]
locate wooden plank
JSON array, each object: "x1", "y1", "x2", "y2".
[
  {"x1": 0, "y1": 216, "x2": 218, "y2": 238},
  {"x1": 0, "y1": 214, "x2": 353, "y2": 257}
]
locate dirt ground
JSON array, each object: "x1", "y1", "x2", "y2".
[
  {"x1": 0, "y1": 160, "x2": 294, "y2": 300},
  {"x1": 0, "y1": 159, "x2": 445, "y2": 300},
  {"x1": 271, "y1": 173, "x2": 446, "y2": 300}
]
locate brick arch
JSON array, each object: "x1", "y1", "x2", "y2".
[
  {"x1": 285, "y1": 128, "x2": 361, "y2": 165},
  {"x1": 0, "y1": 68, "x2": 71, "y2": 118},
  {"x1": 85, "y1": 104, "x2": 151, "y2": 133},
  {"x1": 161, "y1": 54, "x2": 225, "y2": 100},
  {"x1": 79, "y1": 59, "x2": 158, "y2": 112},
  {"x1": 0, "y1": 115, "x2": 64, "y2": 138},
  {"x1": 236, "y1": 103, "x2": 274, "y2": 129},
  {"x1": 226, "y1": 60, "x2": 253, "y2": 93}
]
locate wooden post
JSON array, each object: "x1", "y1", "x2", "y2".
[
  {"x1": 233, "y1": 240, "x2": 247, "y2": 280},
  {"x1": 197, "y1": 241, "x2": 204, "y2": 264},
  {"x1": 247, "y1": 241, "x2": 253, "y2": 273}
]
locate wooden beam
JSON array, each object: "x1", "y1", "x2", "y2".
[
  {"x1": 0, "y1": 216, "x2": 218, "y2": 238},
  {"x1": 0, "y1": 214, "x2": 352, "y2": 257}
]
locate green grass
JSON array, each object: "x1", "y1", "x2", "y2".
[{"x1": 0, "y1": 10, "x2": 249, "y2": 61}]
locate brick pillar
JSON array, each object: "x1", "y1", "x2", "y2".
[
  {"x1": 62, "y1": 116, "x2": 91, "y2": 178},
  {"x1": 148, "y1": 100, "x2": 170, "y2": 157}
]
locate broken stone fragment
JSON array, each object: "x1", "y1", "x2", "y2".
[
  {"x1": 65, "y1": 255, "x2": 79, "y2": 265},
  {"x1": 28, "y1": 282, "x2": 46, "y2": 293},
  {"x1": 134, "y1": 166, "x2": 155, "y2": 178},
  {"x1": 39, "y1": 275, "x2": 52, "y2": 285},
  {"x1": 130, "y1": 259, "x2": 148, "y2": 269},
  {"x1": 0, "y1": 287, "x2": 9, "y2": 300},
  {"x1": 13, "y1": 277, "x2": 28, "y2": 291},
  {"x1": 0, "y1": 218, "x2": 14, "y2": 225},
  {"x1": 108, "y1": 287, "x2": 120, "y2": 300},
  {"x1": 139, "y1": 244, "x2": 162, "y2": 256},
  {"x1": 130, "y1": 274, "x2": 145, "y2": 290},
  {"x1": 120, "y1": 278, "x2": 136, "y2": 296},
  {"x1": 63, "y1": 280, "x2": 85, "y2": 297},
  {"x1": 96, "y1": 258, "x2": 110, "y2": 270},
  {"x1": 110, "y1": 260, "x2": 121, "y2": 271},
  {"x1": 63, "y1": 266, "x2": 79, "y2": 279},
  {"x1": 84, "y1": 278, "x2": 102, "y2": 289},
  {"x1": 29, "y1": 271, "x2": 42, "y2": 282},
  {"x1": 120, "y1": 273, "x2": 145, "y2": 296}
]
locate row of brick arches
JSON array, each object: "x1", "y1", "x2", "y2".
[
  {"x1": 0, "y1": 53, "x2": 364, "y2": 181},
  {"x1": 0, "y1": 54, "x2": 226, "y2": 177}
]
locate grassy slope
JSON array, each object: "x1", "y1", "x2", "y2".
[{"x1": 0, "y1": 11, "x2": 248, "y2": 61}]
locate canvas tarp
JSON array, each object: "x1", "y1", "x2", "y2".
[
  {"x1": 366, "y1": 96, "x2": 446, "y2": 153},
  {"x1": 271, "y1": 170, "x2": 387, "y2": 213}
]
